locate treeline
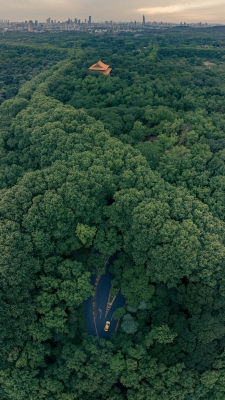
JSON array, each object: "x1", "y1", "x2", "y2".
[{"x1": 0, "y1": 28, "x2": 225, "y2": 399}]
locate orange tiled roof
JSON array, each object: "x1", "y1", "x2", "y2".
[
  {"x1": 102, "y1": 68, "x2": 112, "y2": 76},
  {"x1": 89, "y1": 60, "x2": 110, "y2": 71}
]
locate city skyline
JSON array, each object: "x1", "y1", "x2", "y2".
[{"x1": 0, "y1": 0, "x2": 225, "y2": 24}]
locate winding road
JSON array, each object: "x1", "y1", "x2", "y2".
[{"x1": 84, "y1": 261, "x2": 125, "y2": 339}]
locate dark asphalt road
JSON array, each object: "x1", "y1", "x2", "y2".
[
  {"x1": 84, "y1": 260, "x2": 125, "y2": 339},
  {"x1": 84, "y1": 274, "x2": 98, "y2": 337}
]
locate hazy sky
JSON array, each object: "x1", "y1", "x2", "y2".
[{"x1": 1, "y1": 0, "x2": 225, "y2": 23}]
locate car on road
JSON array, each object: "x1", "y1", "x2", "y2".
[{"x1": 104, "y1": 321, "x2": 110, "y2": 332}]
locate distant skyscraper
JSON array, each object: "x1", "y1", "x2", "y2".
[
  {"x1": 28, "y1": 20, "x2": 34, "y2": 32},
  {"x1": 142, "y1": 15, "x2": 146, "y2": 25},
  {"x1": 88, "y1": 16, "x2": 92, "y2": 24}
]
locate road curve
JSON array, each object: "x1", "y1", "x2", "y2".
[{"x1": 84, "y1": 262, "x2": 125, "y2": 339}]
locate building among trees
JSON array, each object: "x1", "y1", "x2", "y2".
[{"x1": 88, "y1": 60, "x2": 112, "y2": 76}]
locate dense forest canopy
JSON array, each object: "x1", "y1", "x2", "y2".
[{"x1": 0, "y1": 27, "x2": 225, "y2": 399}]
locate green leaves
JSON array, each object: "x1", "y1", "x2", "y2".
[
  {"x1": 145, "y1": 325, "x2": 177, "y2": 347},
  {"x1": 121, "y1": 314, "x2": 139, "y2": 334},
  {"x1": 75, "y1": 223, "x2": 97, "y2": 247},
  {"x1": 35, "y1": 259, "x2": 93, "y2": 335},
  {"x1": 121, "y1": 264, "x2": 155, "y2": 307},
  {"x1": 110, "y1": 353, "x2": 126, "y2": 374}
]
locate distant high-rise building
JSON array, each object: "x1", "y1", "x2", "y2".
[
  {"x1": 28, "y1": 20, "x2": 33, "y2": 32},
  {"x1": 142, "y1": 15, "x2": 146, "y2": 25},
  {"x1": 46, "y1": 18, "x2": 51, "y2": 24},
  {"x1": 88, "y1": 16, "x2": 92, "y2": 24}
]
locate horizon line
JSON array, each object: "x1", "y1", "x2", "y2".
[{"x1": 1, "y1": 17, "x2": 225, "y2": 25}]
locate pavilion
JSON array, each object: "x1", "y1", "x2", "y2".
[{"x1": 88, "y1": 60, "x2": 112, "y2": 76}]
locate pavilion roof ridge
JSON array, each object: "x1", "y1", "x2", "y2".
[{"x1": 89, "y1": 60, "x2": 110, "y2": 71}]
